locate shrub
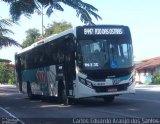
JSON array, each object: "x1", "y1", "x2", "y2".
[
  {"x1": 0, "y1": 63, "x2": 10, "y2": 83},
  {"x1": 8, "y1": 70, "x2": 16, "y2": 85},
  {"x1": 152, "y1": 73, "x2": 160, "y2": 84},
  {"x1": 0, "y1": 63, "x2": 16, "y2": 84}
]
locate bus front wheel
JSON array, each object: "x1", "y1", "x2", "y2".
[
  {"x1": 58, "y1": 81, "x2": 74, "y2": 105},
  {"x1": 58, "y1": 81, "x2": 65, "y2": 103}
]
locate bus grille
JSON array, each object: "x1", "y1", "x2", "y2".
[{"x1": 92, "y1": 83, "x2": 129, "y2": 93}]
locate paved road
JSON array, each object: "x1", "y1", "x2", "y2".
[{"x1": 0, "y1": 84, "x2": 160, "y2": 124}]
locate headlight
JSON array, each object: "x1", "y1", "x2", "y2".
[
  {"x1": 78, "y1": 77, "x2": 92, "y2": 88},
  {"x1": 86, "y1": 80, "x2": 92, "y2": 88},
  {"x1": 78, "y1": 77, "x2": 86, "y2": 85}
]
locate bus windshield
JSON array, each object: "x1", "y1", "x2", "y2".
[{"x1": 78, "y1": 38, "x2": 133, "y2": 70}]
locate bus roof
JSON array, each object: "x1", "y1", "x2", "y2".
[
  {"x1": 16, "y1": 25, "x2": 129, "y2": 55},
  {"x1": 16, "y1": 27, "x2": 77, "y2": 55}
]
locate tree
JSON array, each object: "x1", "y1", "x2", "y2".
[
  {"x1": 0, "y1": 58, "x2": 11, "y2": 63},
  {"x1": 0, "y1": 62, "x2": 16, "y2": 84},
  {"x1": 0, "y1": 63, "x2": 10, "y2": 83},
  {"x1": 44, "y1": 21, "x2": 72, "y2": 37},
  {"x1": 0, "y1": 17, "x2": 21, "y2": 48},
  {"x1": 8, "y1": 67, "x2": 16, "y2": 85},
  {"x1": 22, "y1": 28, "x2": 40, "y2": 48},
  {"x1": 22, "y1": 21, "x2": 72, "y2": 48},
  {"x1": 3, "y1": 0, "x2": 102, "y2": 25},
  {"x1": 152, "y1": 74, "x2": 160, "y2": 84}
]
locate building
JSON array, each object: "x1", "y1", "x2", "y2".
[{"x1": 135, "y1": 57, "x2": 160, "y2": 84}]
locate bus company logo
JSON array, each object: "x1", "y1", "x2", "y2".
[
  {"x1": 112, "y1": 79, "x2": 120, "y2": 85},
  {"x1": 36, "y1": 71, "x2": 46, "y2": 82}
]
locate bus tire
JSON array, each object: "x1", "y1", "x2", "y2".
[
  {"x1": 58, "y1": 81, "x2": 73, "y2": 105},
  {"x1": 27, "y1": 82, "x2": 34, "y2": 99},
  {"x1": 103, "y1": 96, "x2": 115, "y2": 103},
  {"x1": 62, "y1": 87, "x2": 68, "y2": 105},
  {"x1": 58, "y1": 81, "x2": 65, "y2": 103}
]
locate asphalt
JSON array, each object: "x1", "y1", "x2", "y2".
[
  {"x1": 1, "y1": 83, "x2": 160, "y2": 121},
  {"x1": 1, "y1": 83, "x2": 160, "y2": 91}
]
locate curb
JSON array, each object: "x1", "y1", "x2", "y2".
[
  {"x1": 136, "y1": 84, "x2": 160, "y2": 88},
  {"x1": 0, "y1": 84, "x2": 16, "y2": 87},
  {"x1": 135, "y1": 84, "x2": 160, "y2": 91}
]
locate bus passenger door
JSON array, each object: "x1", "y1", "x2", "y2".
[{"x1": 63, "y1": 36, "x2": 76, "y2": 97}]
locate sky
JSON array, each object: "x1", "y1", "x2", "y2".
[{"x1": 0, "y1": 0, "x2": 160, "y2": 63}]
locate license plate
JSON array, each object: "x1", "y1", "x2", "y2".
[{"x1": 108, "y1": 87, "x2": 117, "y2": 92}]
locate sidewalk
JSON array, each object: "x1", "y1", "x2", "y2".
[
  {"x1": 135, "y1": 83, "x2": 160, "y2": 91},
  {"x1": 0, "y1": 84, "x2": 16, "y2": 87}
]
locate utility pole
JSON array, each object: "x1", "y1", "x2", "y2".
[{"x1": 41, "y1": 4, "x2": 44, "y2": 37}]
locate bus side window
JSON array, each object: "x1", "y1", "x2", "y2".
[
  {"x1": 34, "y1": 55, "x2": 39, "y2": 67},
  {"x1": 57, "y1": 50, "x2": 63, "y2": 63},
  {"x1": 20, "y1": 55, "x2": 25, "y2": 70},
  {"x1": 24, "y1": 54, "x2": 28, "y2": 69},
  {"x1": 52, "y1": 51, "x2": 57, "y2": 64},
  {"x1": 76, "y1": 42, "x2": 83, "y2": 68},
  {"x1": 46, "y1": 47, "x2": 50, "y2": 65}
]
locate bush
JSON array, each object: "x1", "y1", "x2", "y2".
[
  {"x1": 0, "y1": 63, "x2": 10, "y2": 83},
  {"x1": 152, "y1": 74, "x2": 160, "y2": 84},
  {"x1": 0, "y1": 63, "x2": 16, "y2": 84},
  {"x1": 8, "y1": 70, "x2": 16, "y2": 85}
]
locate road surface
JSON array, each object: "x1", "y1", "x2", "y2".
[{"x1": 0, "y1": 84, "x2": 160, "y2": 124}]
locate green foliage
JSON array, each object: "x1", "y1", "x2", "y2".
[
  {"x1": 0, "y1": 58, "x2": 11, "y2": 63},
  {"x1": 0, "y1": 63, "x2": 16, "y2": 84},
  {"x1": 0, "y1": 17, "x2": 21, "y2": 49},
  {"x1": 22, "y1": 28, "x2": 40, "y2": 48},
  {"x1": 22, "y1": 21, "x2": 72, "y2": 48},
  {"x1": 44, "y1": 21, "x2": 72, "y2": 37},
  {"x1": 0, "y1": 63, "x2": 10, "y2": 83},
  {"x1": 8, "y1": 70, "x2": 16, "y2": 85},
  {"x1": 152, "y1": 74, "x2": 160, "y2": 84},
  {"x1": 2, "y1": 0, "x2": 102, "y2": 25}
]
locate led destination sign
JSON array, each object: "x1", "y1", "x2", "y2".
[{"x1": 84, "y1": 28, "x2": 123, "y2": 35}]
